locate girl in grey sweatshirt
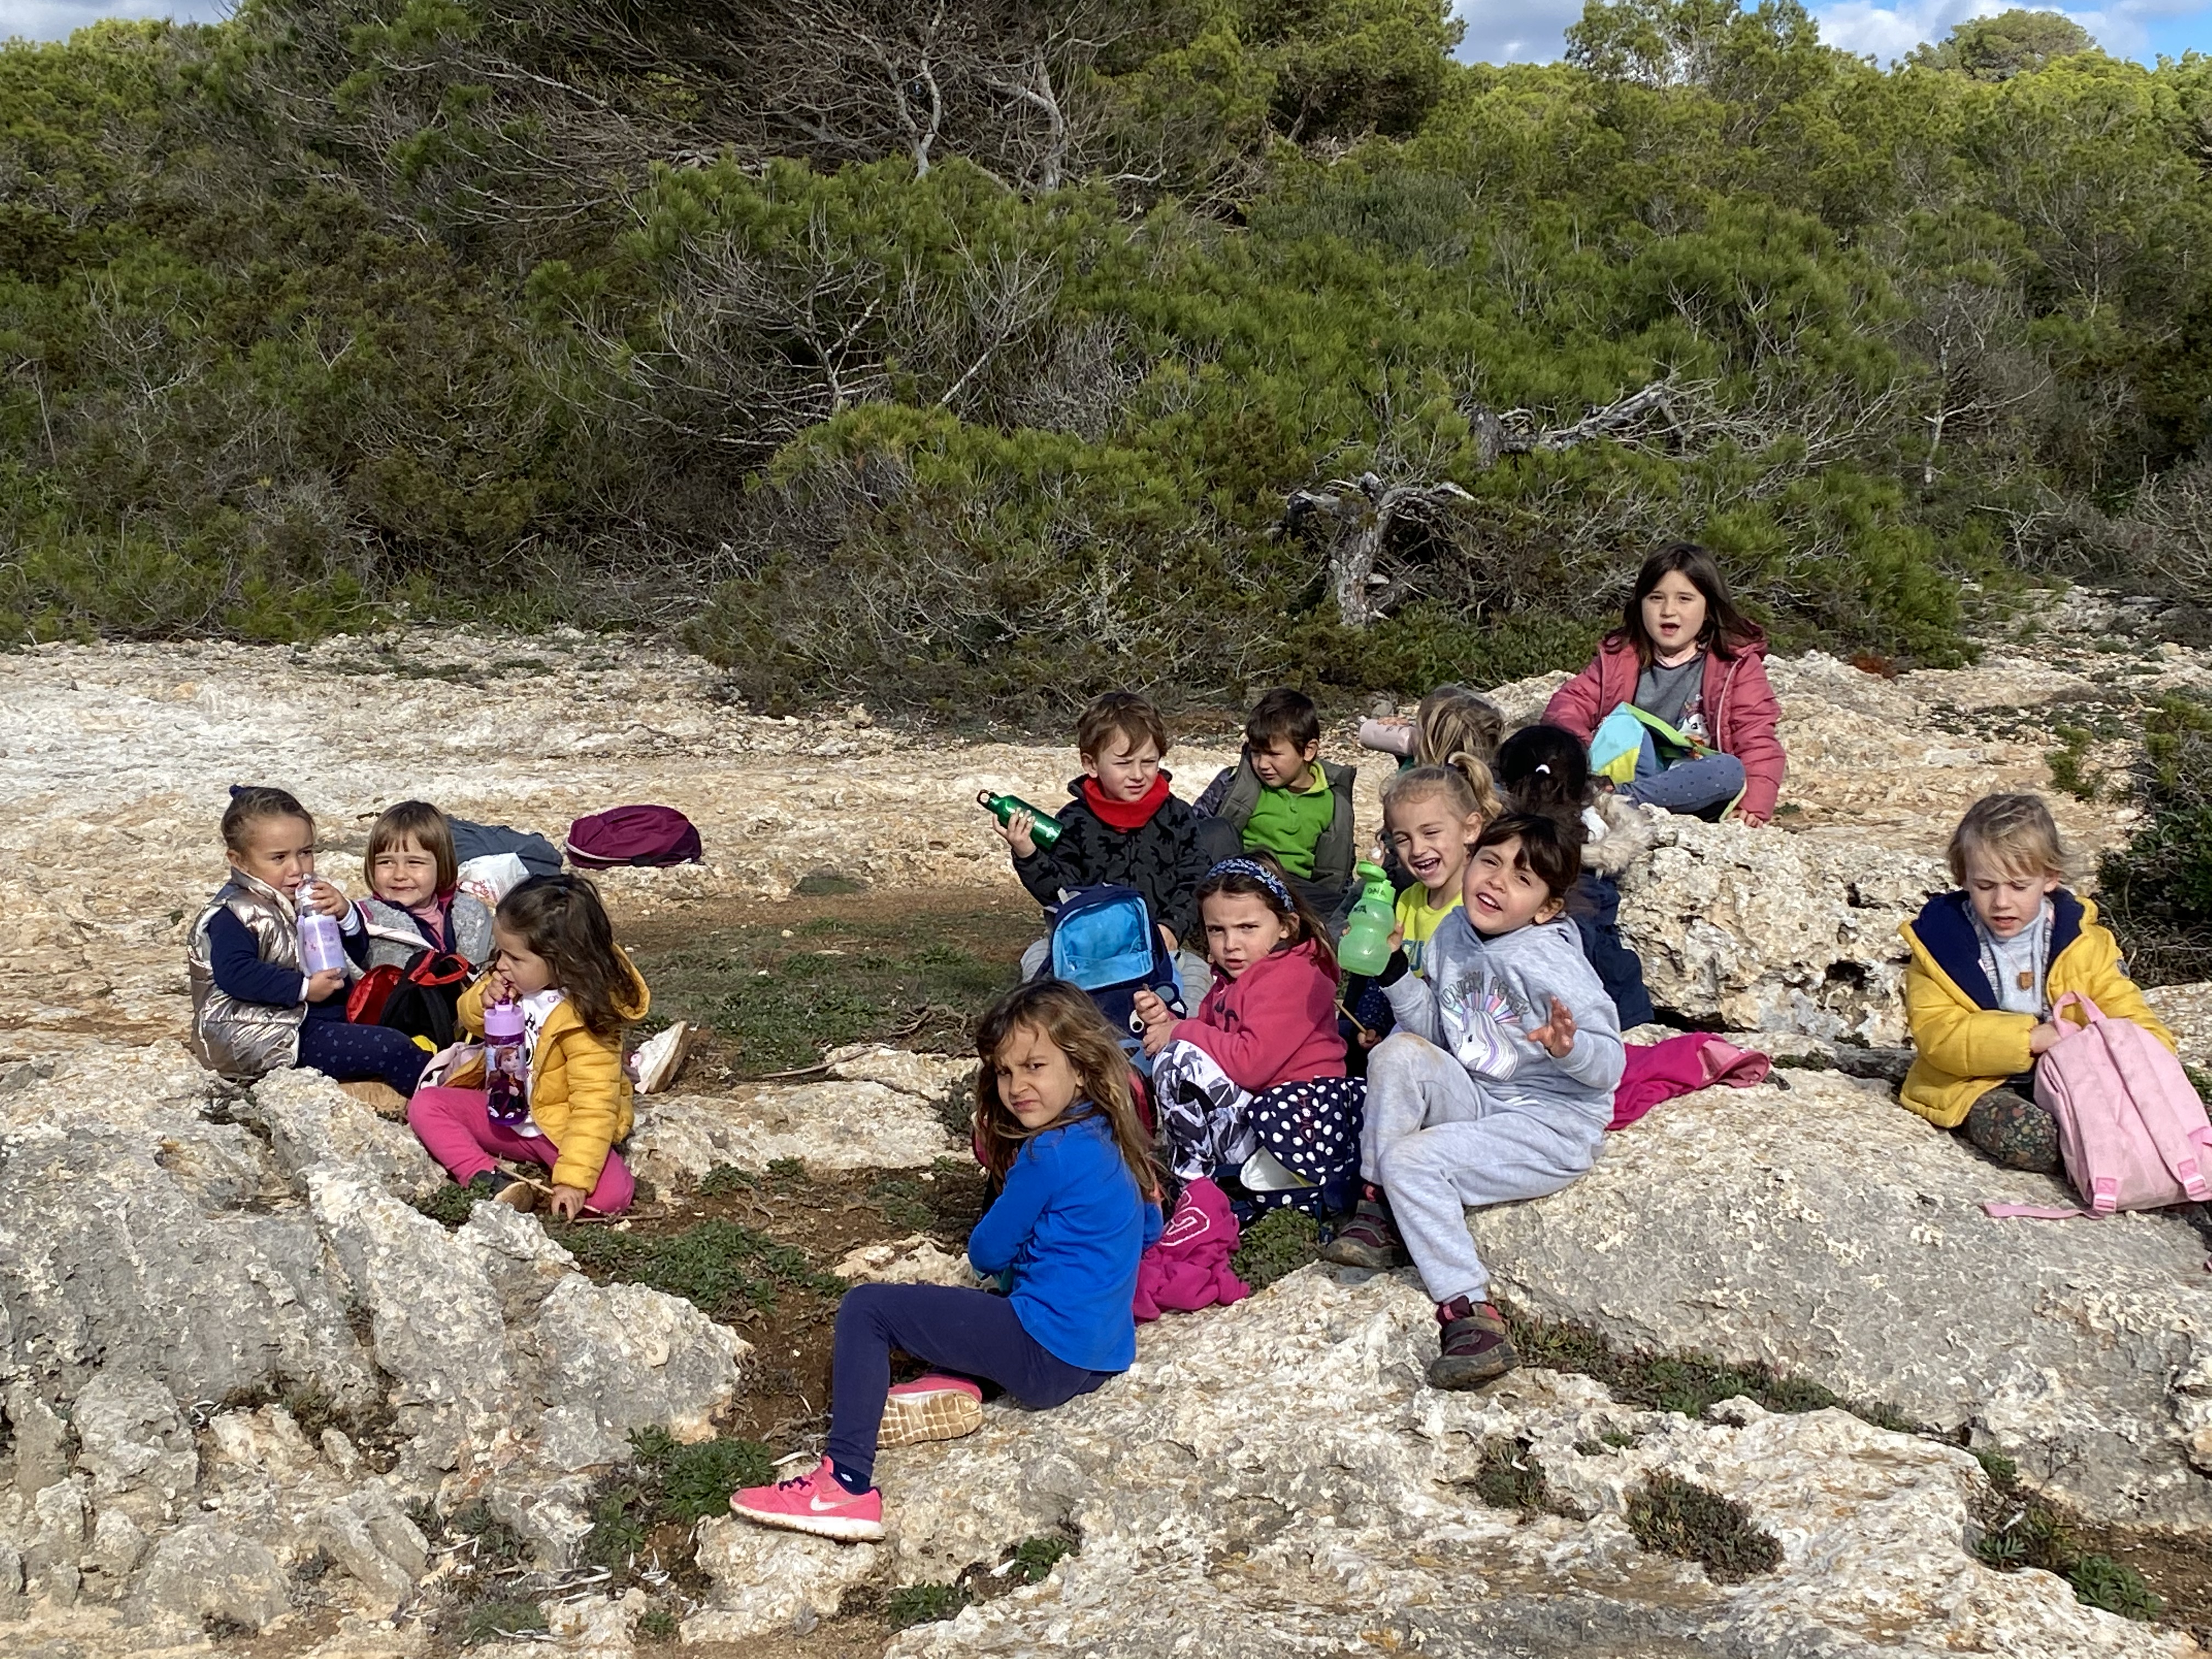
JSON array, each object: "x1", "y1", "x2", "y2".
[{"x1": 1322, "y1": 813, "x2": 1624, "y2": 1390}]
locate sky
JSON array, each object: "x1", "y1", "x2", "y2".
[{"x1": 3, "y1": 0, "x2": 2209, "y2": 67}]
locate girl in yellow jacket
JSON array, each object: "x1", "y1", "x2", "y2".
[
  {"x1": 1900, "y1": 793, "x2": 2174, "y2": 1172},
  {"x1": 408, "y1": 874, "x2": 650, "y2": 1217}
]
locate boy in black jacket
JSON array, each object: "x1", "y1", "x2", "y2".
[{"x1": 996, "y1": 691, "x2": 1234, "y2": 1007}]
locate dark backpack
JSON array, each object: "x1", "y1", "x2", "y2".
[
  {"x1": 346, "y1": 950, "x2": 476, "y2": 1049},
  {"x1": 563, "y1": 804, "x2": 702, "y2": 868},
  {"x1": 1039, "y1": 884, "x2": 1187, "y2": 1061}
]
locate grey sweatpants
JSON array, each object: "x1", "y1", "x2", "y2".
[{"x1": 1362, "y1": 1032, "x2": 1607, "y2": 1306}]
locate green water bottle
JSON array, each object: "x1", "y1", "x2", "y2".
[
  {"x1": 977, "y1": 789, "x2": 1063, "y2": 849},
  {"x1": 1337, "y1": 859, "x2": 1396, "y2": 977}
]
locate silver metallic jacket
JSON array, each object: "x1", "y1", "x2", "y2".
[{"x1": 186, "y1": 871, "x2": 306, "y2": 1079}]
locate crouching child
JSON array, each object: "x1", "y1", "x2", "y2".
[{"x1": 1322, "y1": 814, "x2": 1624, "y2": 1389}]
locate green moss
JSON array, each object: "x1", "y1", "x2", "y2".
[
  {"x1": 1625, "y1": 1474, "x2": 1783, "y2": 1582},
  {"x1": 1011, "y1": 1534, "x2": 1078, "y2": 1583},
  {"x1": 553, "y1": 1217, "x2": 845, "y2": 1319},
  {"x1": 1469, "y1": 1437, "x2": 1554, "y2": 1515},
  {"x1": 456, "y1": 1599, "x2": 548, "y2": 1645},
  {"x1": 1231, "y1": 1207, "x2": 1322, "y2": 1290},
  {"x1": 885, "y1": 1581, "x2": 969, "y2": 1629}
]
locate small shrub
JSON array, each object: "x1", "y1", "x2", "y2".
[
  {"x1": 2046, "y1": 725, "x2": 2099, "y2": 800},
  {"x1": 1469, "y1": 1437, "x2": 1552, "y2": 1514},
  {"x1": 1233, "y1": 1207, "x2": 1321, "y2": 1289},
  {"x1": 1624, "y1": 1474, "x2": 1783, "y2": 1582},
  {"x1": 445, "y1": 1501, "x2": 529, "y2": 1565},
  {"x1": 637, "y1": 1605, "x2": 680, "y2": 1642},
  {"x1": 2066, "y1": 1552, "x2": 2162, "y2": 1620},
  {"x1": 458, "y1": 1598, "x2": 549, "y2": 1645},
  {"x1": 579, "y1": 1485, "x2": 650, "y2": 1570},
  {"x1": 1011, "y1": 1533, "x2": 1077, "y2": 1583},
  {"x1": 2098, "y1": 693, "x2": 2212, "y2": 984},
  {"x1": 413, "y1": 1183, "x2": 478, "y2": 1228},
  {"x1": 886, "y1": 1581, "x2": 969, "y2": 1629},
  {"x1": 1972, "y1": 1461, "x2": 2162, "y2": 1621},
  {"x1": 632, "y1": 1427, "x2": 774, "y2": 1521}
]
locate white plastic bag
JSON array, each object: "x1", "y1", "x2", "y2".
[{"x1": 456, "y1": 853, "x2": 531, "y2": 909}]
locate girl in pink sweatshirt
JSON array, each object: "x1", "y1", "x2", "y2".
[{"x1": 1135, "y1": 855, "x2": 1362, "y2": 1216}]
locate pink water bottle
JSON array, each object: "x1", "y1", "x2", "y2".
[
  {"x1": 296, "y1": 879, "x2": 347, "y2": 977},
  {"x1": 483, "y1": 998, "x2": 529, "y2": 1125}
]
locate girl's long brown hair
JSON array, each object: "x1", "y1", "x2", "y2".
[
  {"x1": 1609, "y1": 541, "x2": 1765, "y2": 667},
  {"x1": 973, "y1": 980, "x2": 1158, "y2": 1194},
  {"x1": 495, "y1": 875, "x2": 634, "y2": 1042}
]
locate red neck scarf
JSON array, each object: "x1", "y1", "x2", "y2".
[{"x1": 1082, "y1": 771, "x2": 1171, "y2": 832}]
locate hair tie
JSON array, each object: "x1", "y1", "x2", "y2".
[
  {"x1": 1208, "y1": 856, "x2": 1295, "y2": 913},
  {"x1": 1535, "y1": 764, "x2": 1551, "y2": 776},
  {"x1": 228, "y1": 783, "x2": 248, "y2": 799}
]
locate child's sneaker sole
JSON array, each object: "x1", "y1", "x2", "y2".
[
  {"x1": 879, "y1": 1380, "x2": 984, "y2": 1448},
  {"x1": 727, "y1": 1496, "x2": 884, "y2": 1543},
  {"x1": 1319, "y1": 1235, "x2": 1409, "y2": 1270},
  {"x1": 1426, "y1": 1346, "x2": 1518, "y2": 1390}
]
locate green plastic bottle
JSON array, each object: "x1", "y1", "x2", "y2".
[
  {"x1": 1336, "y1": 859, "x2": 1397, "y2": 977},
  {"x1": 977, "y1": 789, "x2": 1063, "y2": 849}
]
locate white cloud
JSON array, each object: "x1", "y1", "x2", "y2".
[
  {"x1": 1, "y1": 0, "x2": 223, "y2": 44},
  {"x1": 1454, "y1": 0, "x2": 1590, "y2": 64}
]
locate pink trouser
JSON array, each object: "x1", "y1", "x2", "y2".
[{"x1": 407, "y1": 1085, "x2": 636, "y2": 1215}]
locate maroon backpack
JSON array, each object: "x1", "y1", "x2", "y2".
[{"x1": 563, "y1": 804, "x2": 703, "y2": 868}]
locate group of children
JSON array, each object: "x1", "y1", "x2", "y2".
[{"x1": 184, "y1": 539, "x2": 2183, "y2": 1549}]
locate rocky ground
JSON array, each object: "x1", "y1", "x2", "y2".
[{"x1": 2, "y1": 588, "x2": 2211, "y2": 1656}]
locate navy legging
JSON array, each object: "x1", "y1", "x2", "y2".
[
  {"x1": 296, "y1": 1015, "x2": 429, "y2": 1097},
  {"x1": 824, "y1": 1283, "x2": 1110, "y2": 1486}
]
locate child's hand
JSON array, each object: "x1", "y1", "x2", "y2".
[
  {"x1": 1389, "y1": 923, "x2": 1404, "y2": 952},
  {"x1": 994, "y1": 809, "x2": 1037, "y2": 859},
  {"x1": 1528, "y1": 996, "x2": 1577, "y2": 1059},
  {"x1": 306, "y1": 969, "x2": 346, "y2": 1003},
  {"x1": 482, "y1": 966, "x2": 516, "y2": 1005},
  {"x1": 2029, "y1": 1020, "x2": 2066, "y2": 1055},
  {"x1": 1356, "y1": 1025, "x2": 1384, "y2": 1049},
  {"x1": 300, "y1": 877, "x2": 349, "y2": 917},
  {"x1": 1132, "y1": 989, "x2": 1176, "y2": 1056},
  {"x1": 1739, "y1": 811, "x2": 1769, "y2": 829},
  {"x1": 546, "y1": 1184, "x2": 589, "y2": 1222}
]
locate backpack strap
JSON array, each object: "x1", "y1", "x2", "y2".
[
  {"x1": 2049, "y1": 989, "x2": 2105, "y2": 1028},
  {"x1": 1983, "y1": 1201, "x2": 2093, "y2": 1220}
]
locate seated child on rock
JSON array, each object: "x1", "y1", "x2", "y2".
[
  {"x1": 349, "y1": 799, "x2": 494, "y2": 970},
  {"x1": 1342, "y1": 755, "x2": 1502, "y2": 1054},
  {"x1": 1358, "y1": 684, "x2": 1506, "y2": 777},
  {"x1": 997, "y1": 690, "x2": 1227, "y2": 1009},
  {"x1": 729, "y1": 979, "x2": 1161, "y2": 1544},
  {"x1": 1900, "y1": 792, "x2": 2176, "y2": 1172},
  {"x1": 1543, "y1": 543, "x2": 1785, "y2": 825},
  {"x1": 1322, "y1": 814, "x2": 1624, "y2": 1390},
  {"x1": 408, "y1": 874, "x2": 650, "y2": 1218},
  {"x1": 188, "y1": 785, "x2": 431, "y2": 1098},
  {"x1": 1195, "y1": 688, "x2": 1357, "y2": 915},
  {"x1": 1135, "y1": 855, "x2": 1363, "y2": 1216},
  {"x1": 1496, "y1": 723, "x2": 1656, "y2": 1029}
]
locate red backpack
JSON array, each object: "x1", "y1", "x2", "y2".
[{"x1": 563, "y1": 805, "x2": 702, "y2": 868}]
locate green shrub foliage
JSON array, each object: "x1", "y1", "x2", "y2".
[{"x1": 4, "y1": 3, "x2": 2210, "y2": 709}]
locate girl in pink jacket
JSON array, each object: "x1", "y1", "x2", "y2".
[
  {"x1": 1543, "y1": 543, "x2": 1786, "y2": 826},
  {"x1": 1134, "y1": 855, "x2": 1362, "y2": 1216}
]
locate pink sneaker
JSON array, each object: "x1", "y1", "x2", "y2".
[
  {"x1": 879, "y1": 1375, "x2": 984, "y2": 1448},
  {"x1": 728, "y1": 1458, "x2": 883, "y2": 1543}
]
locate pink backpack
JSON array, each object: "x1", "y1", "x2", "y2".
[
  {"x1": 1984, "y1": 992, "x2": 2212, "y2": 1222},
  {"x1": 563, "y1": 804, "x2": 702, "y2": 868}
]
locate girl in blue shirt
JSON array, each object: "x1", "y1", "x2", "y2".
[{"x1": 730, "y1": 980, "x2": 1163, "y2": 1543}]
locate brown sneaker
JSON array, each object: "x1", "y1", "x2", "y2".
[
  {"x1": 1319, "y1": 1193, "x2": 1409, "y2": 1270},
  {"x1": 1427, "y1": 1297, "x2": 1517, "y2": 1390}
]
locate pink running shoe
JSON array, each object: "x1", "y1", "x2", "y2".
[
  {"x1": 879, "y1": 1375, "x2": 984, "y2": 1449},
  {"x1": 728, "y1": 1458, "x2": 883, "y2": 1543}
]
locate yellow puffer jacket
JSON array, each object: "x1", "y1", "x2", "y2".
[
  {"x1": 459, "y1": 950, "x2": 650, "y2": 1191},
  {"x1": 1899, "y1": 888, "x2": 2174, "y2": 1128}
]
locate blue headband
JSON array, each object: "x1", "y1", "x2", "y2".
[{"x1": 1206, "y1": 857, "x2": 1295, "y2": 913}]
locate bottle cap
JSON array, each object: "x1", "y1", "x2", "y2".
[{"x1": 484, "y1": 999, "x2": 525, "y2": 1041}]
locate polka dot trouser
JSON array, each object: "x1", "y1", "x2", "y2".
[{"x1": 296, "y1": 1015, "x2": 430, "y2": 1097}]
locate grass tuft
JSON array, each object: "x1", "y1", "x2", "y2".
[
  {"x1": 886, "y1": 1581, "x2": 969, "y2": 1629},
  {"x1": 457, "y1": 1598, "x2": 548, "y2": 1645},
  {"x1": 554, "y1": 1217, "x2": 845, "y2": 1319},
  {"x1": 1011, "y1": 1533, "x2": 1077, "y2": 1583},
  {"x1": 1232, "y1": 1207, "x2": 1321, "y2": 1289},
  {"x1": 1469, "y1": 1437, "x2": 1554, "y2": 1515},
  {"x1": 1625, "y1": 1474, "x2": 1784, "y2": 1582}
]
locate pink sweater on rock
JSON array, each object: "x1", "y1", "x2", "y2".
[{"x1": 1170, "y1": 940, "x2": 1345, "y2": 1092}]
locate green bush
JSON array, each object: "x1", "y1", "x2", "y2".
[
  {"x1": 886, "y1": 1581, "x2": 969, "y2": 1629},
  {"x1": 2097, "y1": 694, "x2": 2212, "y2": 985},
  {"x1": 1624, "y1": 1474, "x2": 1783, "y2": 1582}
]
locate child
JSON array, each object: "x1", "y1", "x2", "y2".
[
  {"x1": 1322, "y1": 814, "x2": 1624, "y2": 1389},
  {"x1": 1136, "y1": 856, "x2": 1363, "y2": 1214},
  {"x1": 1543, "y1": 543, "x2": 1785, "y2": 825},
  {"x1": 1497, "y1": 723, "x2": 1656, "y2": 1029},
  {"x1": 1900, "y1": 793, "x2": 2176, "y2": 1172},
  {"x1": 1195, "y1": 688, "x2": 1358, "y2": 913},
  {"x1": 187, "y1": 785, "x2": 431, "y2": 1097},
  {"x1": 729, "y1": 980, "x2": 1161, "y2": 1543},
  {"x1": 998, "y1": 690, "x2": 1229, "y2": 1009},
  {"x1": 351, "y1": 800, "x2": 494, "y2": 970},
  {"x1": 1358, "y1": 685, "x2": 1506, "y2": 776},
  {"x1": 406, "y1": 874, "x2": 650, "y2": 1218},
  {"x1": 1380, "y1": 759, "x2": 1500, "y2": 978}
]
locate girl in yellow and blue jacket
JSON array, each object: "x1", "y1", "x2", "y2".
[{"x1": 1900, "y1": 793, "x2": 2174, "y2": 1171}]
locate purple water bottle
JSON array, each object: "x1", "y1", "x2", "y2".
[
  {"x1": 296, "y1": 879, "x2": 347, "y2": 978},
  {"x1": 484, "y1": 998, "x2": 529, "y2": 1125}
]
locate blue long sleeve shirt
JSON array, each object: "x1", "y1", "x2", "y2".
[{"x1": 966, "y1": 1111, "x2": 1163, "y2": 1372}]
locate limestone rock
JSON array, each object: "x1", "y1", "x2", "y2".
[
  {"x1": 831, "y1": 1235, "x2": 979, "y2": 1289},
  {"x1": 7, "y1": 1386, "x2": 74, "y2": 1498},
  {"x1": 311, "y1": 1488, "x2": 428, "y2": 1609},
  {"x1": 126, "y1": 1521, "x2": 291, "y2": 1632},
  {"x1": 864, "y1": 1269, "x2": 2186, "y2": 1659},
  {"x1": 1616, "y1": 817, "x2": 1948, "y2": 1041},
  {"x1": 250, "y1": 1068, "x2": 441, "y2": 1198},
  {"x1": 69, "y1": 1373, "x2": 196, "y2": 1532},
  {"x1": 687, "y1": 1515, "x2": 881, "y2": 1640},
  {"x1": 2145, "y1": 980, "x2": 2212, "y2": 1069},
  {"x1": 628, "y1": 1080, "x2": 960, "y2": 1186},
  {"x1": 527, "y1": 1277, "x2": 748, "y2": 1471},
  {"x1": 823, "y1": 1043, "x2": 975, "y2": 1104},
  {"x1": 20, "y1": 1479, "x2": 86, "y2": 1589},
  {"x1": 81, "y1": 1506, "x2": 149, "y2": 1596},
  {"x1": 1484, "y1": 1068, "x2": 2212, "y2": 1530}
]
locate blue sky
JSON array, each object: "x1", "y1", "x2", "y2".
[{"x1": 4, "y1": 0, "x2": 2209, "y2": 67}]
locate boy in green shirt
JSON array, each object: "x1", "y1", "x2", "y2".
[{"x1": 1195, "y1": 688, "x2": 1357, "y2": 913}]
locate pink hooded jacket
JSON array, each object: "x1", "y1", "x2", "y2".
[
  {"x1": 1170, "y1": 939, "x2": 1345, "y2": 1092},
  {"x1": 1543, "y1": 635, "x2": 1787, "y2": 820}
]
